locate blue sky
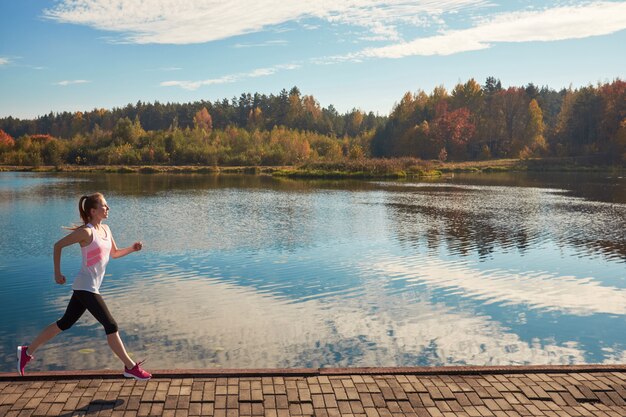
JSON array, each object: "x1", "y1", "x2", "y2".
[{"x1": 1, "y1": 0, "x2": 625, "y2": 119}]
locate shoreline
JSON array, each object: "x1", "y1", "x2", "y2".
[{"x1": 0, "y1": 157, "x2": 623, "y2": 180}]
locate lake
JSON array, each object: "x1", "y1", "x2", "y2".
[{"x1": 0, "y1": 171, "x2": 624, "y2": 371}]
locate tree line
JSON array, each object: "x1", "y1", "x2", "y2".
[
  {"x1": 0, "y1": 87, "x2": 383, "y2": 139},
  {"x1": 372, "y1": 77, "x2": 625, "y2": 163},
  {"x1": 0, "y1": 78, "x2": 624, "y2": 167}
]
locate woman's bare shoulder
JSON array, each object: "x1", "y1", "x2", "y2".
[
  {"x1": 56, "y1": 224, "x2": 92, "y2": 247},
  {"x1": 67, "y1": 224, "x2": 91, "y2": 237}
]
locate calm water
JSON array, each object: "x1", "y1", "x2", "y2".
[{"x1": 0, "y1": 171, "x2": 625, "y2": 371}]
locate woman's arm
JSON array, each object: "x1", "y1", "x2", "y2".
[
  {"x1": 108, "y1": 227, "x2": 142, "y2": 259},
  {"x1": 53, "y1": 227, "x2": 90, "y2": 284}
]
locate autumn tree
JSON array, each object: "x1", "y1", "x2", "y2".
[
  {"x1": 521, "y1": 99, "x2": 547, "y2": 157},
  {"x1": 0, "y1": 129, "x2": 15, "y2": 149},
  {"x1": 247, "y1": 107, "x2": 264, "y2": 130},
  {"x1": 493, "y1": 87, "x2": 530, "y2": 156},
  {"x1": 70, "y1": 111, "x2": 87, "y2": 137},
  {"x1": 193, "y1": 107, "x2": 213, "y2": 135},
  {"x1": 112, "y1": 116, "x2": 144, "y2": 146},
  {"x1": 598, "y1": 79, "x2": 626, "y2": 161},
  {"x1": 451, "y1": 78, "x2": 483, "y2": 115},
  {"x1": 430, "y1": 103, "x2": 475, "y2": 160},
  {"x1": 346, "y1": 110, "x2": 364, "y2": 137},
  {"x1": 286, "y1": 87, "x2": 303, "y2": 128},
  {"x1": 371, "y1": 92, "x2": 419, "y2": 157},
  {"x1": 301, "y1": 95, "x2": 322, "y2": 131}
]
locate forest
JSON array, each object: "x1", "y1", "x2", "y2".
[{"x1": 0, "y1": 78, "x2": 624, "y2": 167}]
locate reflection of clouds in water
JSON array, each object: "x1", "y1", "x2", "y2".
[
  {"x1": 601, "y1": 347, "x2": 626, "y2": 364},
  {"x1": 35, "y1": 268, "x2": 586, "y2": 371},
  {"x1": 370, "y1": 255, "x2": 626, "y2": 316}
]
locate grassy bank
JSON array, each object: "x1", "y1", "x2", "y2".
[
  {"x1": 0, "y1": 164, "x2": 282, "y2": 175},
  {"x1": 1, "y1": 157, "x2": 623, "y2": 178},
  {"x1": 0, "y1": 159, "x2": 442, "y2": 179}
]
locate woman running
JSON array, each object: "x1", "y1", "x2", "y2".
[{"x1": 17, "y1": 193, "x2": 152, "y2": 380}]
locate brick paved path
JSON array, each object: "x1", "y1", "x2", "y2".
[{"x1": 1, "y1": 367, "x2": 626, "y2": 417}]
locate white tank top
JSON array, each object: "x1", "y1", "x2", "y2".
[{"x1": 72, "y1": 223, "x2": 112, "y2": 294}]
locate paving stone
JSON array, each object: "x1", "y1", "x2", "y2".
[
  {"x1": 301, "y1": 402, "x2": 314, "y2": 415},
  {"x1": 275, "y1": 395, "x2": 288, "y2": 409},
  {"x1": 1, "y1": 370, "x2": 626, "y2": 416},
  {"x1": 371, "y1": 393, "x2": 386, "y2": 408},
  {"x1": 322, "y1": 394, "x2": 338, "y2": 409},
  {"x1": 227, "y1": 395, "x2": 239, "y2": 409},
  {"x1": 359, "y1": 393, "x2": 374, "y2": 408}
]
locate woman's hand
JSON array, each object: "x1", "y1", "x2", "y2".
[
  {"x1": 55, "y1": 272, "x2": 66, "y2": 285},
  {"x1": 110, "y1": 237, "x2": 143, "y2": 259}
]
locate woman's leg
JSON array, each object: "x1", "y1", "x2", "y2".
[
  {"x1": 28, "y1": 323, "x2": 62, "y2": 355},
  {"x1": 74, "y1": 291, "x2": 135, "y2": 369},
  {"x1": 30, "y1": 292, "x2": 86, "y2": 355},
  {"x1": 106, "y1": 332, "x2": 135, "y2": 369}
]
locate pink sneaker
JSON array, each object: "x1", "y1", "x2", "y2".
[
  {"x1": 17, "y1": 346, "x2": 33, "y2": 376},
  {"x1": 123, "y1": 360, "x2": 152, "y2": 381}
]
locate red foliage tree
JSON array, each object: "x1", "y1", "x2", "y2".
[
  {"x1": 0, "y1": 129, "x2": 15, "y2": 147},
  {"x1": 430, "y1": 102, "x2": 476, "y2": 159},
  {"x1": 193, "y1": 108, "x2": 213, "y2": 133}
]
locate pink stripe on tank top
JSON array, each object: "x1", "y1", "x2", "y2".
[{"x1": 86, "y1": 252, "x2": 103, "y2": 267}]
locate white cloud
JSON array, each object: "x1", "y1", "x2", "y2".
[
  {"x1": 161, "y1": 64, "x2": 300, "y2": 90},
  {"x1": 43, "y1": 0, "x2": 489, "y2": 44},
  {"x1": 347, "y1": 1, "x2": 626, "y2": 58},
  {"x1": 54, "y1": 79, "x2": 90, "y2": 86},
  {"x1": 39, "y1": 1, "x2": 626, "y2": 70},
  {"x1": 369, "y1": 255, "x2": 626, "y2": 316},
  {"x1": 0, "y1": 58, "x2": 46, "y2": 70},
  {"x1": 233, "y1": 40, "x2": 289, "y2": 48}
]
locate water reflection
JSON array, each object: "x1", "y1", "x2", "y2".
[
  {"x1": 13, "y1": 262, "x2": 589, "y2": 371},
  {"x1": 1, "y1": 172, "x2": 624, "y2": 371},
  {"x1": 370, "y1": 255, "x2": 626, "y2": 315},
  {"x1": 446, "y1": 172, "x2": 626, "y2": 204},
  {"x1": 384, "y1": 183, "x2": 626, "y2": 262}
]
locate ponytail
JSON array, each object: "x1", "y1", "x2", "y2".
[{"x1": 78, "y1": 195, "x2": 89, "y2": 224}]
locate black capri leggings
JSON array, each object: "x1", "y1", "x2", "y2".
[{"x1": 56, "y1": 290, "x2": 119, "y2": 335}]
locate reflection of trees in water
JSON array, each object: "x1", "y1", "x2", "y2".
[
  {"x1": 389, "y1": 201, "x2": 536, "y2": 260},
  {"x1": 5, "y1": 172, "x2": 625, "y2": 260},
  {"x1": 90, "y1": 174, "x2": 382, "y2": 196},
  {"x1": 450, "y1": 172, "x2": 626, "y2": 204},
  {"x1": 387, "y1": 190, "x2": 625, "y2": 262},
  {"x1": 567, "y1": 238, "x2": 626, "y2": 262},
  {"x1": 547, "y1": 202, "x2": 626, "y2": 261},
  {"x1": 6, "y1": 173, "x2": 383, "y2": 199}
]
